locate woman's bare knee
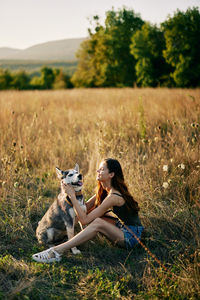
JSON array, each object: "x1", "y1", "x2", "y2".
[{"x1": 90, "y1": 217, "x2": 107, "y2": 232}]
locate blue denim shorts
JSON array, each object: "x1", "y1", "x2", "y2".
[{"x1": 116, "y1": 220, "x2": 144, "y2": 250}]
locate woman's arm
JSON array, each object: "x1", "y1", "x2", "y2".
[
  {"x1": 74, "y1": 195, "x2": 117, "y2": 225},
  {"x1": 85, "y1": 194, "x2": 96, "y2": 212},
  {"x1": 62, "y1": 183, "x2": 117, "y2": 225}
]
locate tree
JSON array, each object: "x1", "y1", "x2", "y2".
[
  {"x1": 72, "y1": 35, "x2": 106, "y2": 87},
  {"x1": 161, "y1": 7, "x2": 200, "y2": 87},
  {"x1": 53, "y1": 69, "x2": 73, "y2": 89},
  {"x1": 40, "y1": 67, "x2": 55, "y2": 89},
  {"x1": 0, "y1": 69, "x2": 13, "y2": 89},
  {"x1": 30, "y1": 76, "x2": 42, "y2": 90},
  {"x1": 130, "y1": 23, "x2": 172, "y2": 87},
  {"x1": 72, "y1": 8, "x2": 144, "y2": 87},
  {"x1": 12, "y1": 71, "x2": 30, "y2": 90}
]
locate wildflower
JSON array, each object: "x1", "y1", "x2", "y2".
[
  {"x1": 192, "y1": 138, "x2": 196, "y2": 144},
  {"x1": 163, "y1": 165, "x2": 168, "y2": 172},
  {"x1": 178, "y1": 164, "x2": 185, "y2": 169},
  {"x1": 14, "y1": 182, "x2": 19, "y2": 188},
  {"x1": 143, "y1": 155, "x2": 147, "y2": 161},
  {"x1": 162, "y1": 182, "x2": 169, "y2": 189}
]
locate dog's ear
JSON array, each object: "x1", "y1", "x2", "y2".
[
  {"x1": 74, "y1": 163, "x2": 79, "y2": 173},
  {"x1": 56, "y1": 167, "x2": 63, "y2": 179}
]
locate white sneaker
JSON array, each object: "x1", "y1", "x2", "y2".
[{"x1": 32, "y1": 248, "x2": 62, "y2": 263}]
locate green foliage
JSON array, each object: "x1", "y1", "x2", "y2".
[
  {"x1": 12, "y1": 71, "x2": 30, "y2": 90},
  {"x1": 72, "y1": 7, "x2": 144, "y2": 87},
  {"x1": 30, "y1": 76, "x2": 43, "y2": 90},
  {"x1": 0, "y1": 69, "x2": 12, "y2": 89},
  {"x1": 0, "y1": 66, "x2": 74, "y2": 90},
  {"x1": 72, "y1": 6, "x2": 200, "y2": 88},
  {"x1": 130, "y1": 23, "x2": 172, "y2": 87},
  {"x1": 53, "y1": 69, "x2": 73, "y2": 89},
  {"x1": 40, "y1": 67, "x2": 55, "y2": 89},
  {"x1": 0, "y1": 60, "x2": 78, "y2": 75},
  {"x1": 162, "y1": 7, "x2": 200, "y2": 87},
  {"x1": 1, "y1": 7, "x2": 200, "y2": 89},
  {"x1": 71, "y1": 37, "x2": 101, "y2": 87}
]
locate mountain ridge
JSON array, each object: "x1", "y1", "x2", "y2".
[{"x1": 0, "y1": 37, "x2": 86, "y2": 61}]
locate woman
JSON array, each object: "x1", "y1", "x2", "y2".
[{"x1": 32, "y1": 158, "x2": 144, "y2": 263}]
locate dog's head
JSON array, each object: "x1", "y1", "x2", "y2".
[{"x1": 56, "y1": 163, "x2": 83, "y2": 192}]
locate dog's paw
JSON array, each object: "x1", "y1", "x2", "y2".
[{"x1": 71, "y1": 247, "x2": 81, "y2": 255}]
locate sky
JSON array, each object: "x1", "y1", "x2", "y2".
[{"x1": 0, "y1": 0, "x2": 199, "y2": 49}]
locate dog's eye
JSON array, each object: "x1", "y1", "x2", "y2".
[{"x1": 68, "y1": 174, "x2": 73, "y2": 177}]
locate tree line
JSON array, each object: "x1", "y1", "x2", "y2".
[
  {"x1": 71, "y1": 6, "x2": 200, "y2": 88},
  {"x1": 0, "y1": 6, "x2": 199, "y2": 90},
  {"x1": 0, "y1": 67, "x2": 73, "y2": 90}
]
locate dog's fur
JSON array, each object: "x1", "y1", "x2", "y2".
[{"x1": 36, "y1": 164, "x2": 86, "y2": 254}]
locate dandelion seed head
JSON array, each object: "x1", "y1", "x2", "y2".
[
  {"x1": 163, "y1": 165, "x2": 168, "y2": 172},
  {"x1": 162, "y1": 182, "x2": 169, "y2": 189}
]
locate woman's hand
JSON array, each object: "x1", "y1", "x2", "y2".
[{"x1": 62, "y1": 181, "x2": 76, "y2": 199}]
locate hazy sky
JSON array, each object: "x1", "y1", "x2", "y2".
[{"x1": 0, "y1": 0, "x2": 199, "y2": 49}]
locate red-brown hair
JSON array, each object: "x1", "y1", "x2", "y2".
[{"x1": 95, "y1": 158, "x2": 139, "y2": 212}]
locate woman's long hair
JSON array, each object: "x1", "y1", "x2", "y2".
[{"x1": 95, "y1": 158, "x2": 139, "y2": 212}]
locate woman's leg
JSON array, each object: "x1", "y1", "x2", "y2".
[{"x1": 53, "y1": 217, "x2": 125, "y2": 254}]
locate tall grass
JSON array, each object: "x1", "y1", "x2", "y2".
[{"x1": 0, "y1": 88, "x2": 199, "y2": 299}]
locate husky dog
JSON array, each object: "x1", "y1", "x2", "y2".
[{"x1": 36, "y1": 164, "x2": 86, "y2": 254}]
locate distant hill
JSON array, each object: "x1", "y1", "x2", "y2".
[
  {"x1": 0, "y1": 47, "x2": 21, "y2": 58},
  {"x1": 0, "y1": 37, "x2": 86, "y2": 61}
]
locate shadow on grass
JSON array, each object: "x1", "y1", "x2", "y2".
[{"x1": 1, "y1": 213, "x2": 199, "y2": 299}]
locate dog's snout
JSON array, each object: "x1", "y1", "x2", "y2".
[{"x1": 78, "y1": 174, "x2": 82, "y2": 180}]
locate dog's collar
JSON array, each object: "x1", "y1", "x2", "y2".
[
  {"x1": 65, "y1": 192, "x2": 83, "y2": 206},
  {"x1": 75, "y1": 191, "x2": 82, "y2": 196}
]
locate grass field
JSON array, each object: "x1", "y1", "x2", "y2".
[{"x1": 0, "y1": 88, "x2": 199, "y2": 299}]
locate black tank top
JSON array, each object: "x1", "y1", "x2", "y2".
[{"x1": 112, "y1": 193, "x2": 142, "y2": 226}]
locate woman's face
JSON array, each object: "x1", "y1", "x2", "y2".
[{"x1": 96, "y1": 161, "x2": 112, "y2": 182}]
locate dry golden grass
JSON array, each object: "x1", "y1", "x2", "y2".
[{"x1": 0, "y1": 88, "x2": 199, "y2": 299}]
